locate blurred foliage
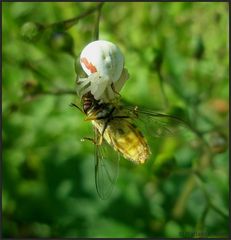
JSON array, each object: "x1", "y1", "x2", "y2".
[{"x1": 2, "y1": 2, "x2": 229, "y2": 238}]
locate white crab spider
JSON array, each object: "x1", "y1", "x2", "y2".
[{"x1": 77, "y1": 40, "x2": 129, "y2": 103}]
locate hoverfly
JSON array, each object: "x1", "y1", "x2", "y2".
[{"x1": 71, "y1": 91, "x2": 188, "y2": 199}]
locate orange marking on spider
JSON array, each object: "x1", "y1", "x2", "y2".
[{"x1": 81, "y1": 57, "x2": 97, "y2": 73}]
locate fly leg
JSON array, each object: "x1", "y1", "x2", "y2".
[
  {"x1": 82, "y1": 109, "x2": 112, "y2": 146},
  {"x1": 70, "y1": 103, "x2": 98, "y2": 144},
  {"x1": 81, "y1": 136, "x2": 103, "y2": 145},
  {"x1": 81, "y1": 124, "x2": 104, "y2": 146},
  {"x1": 81, "y1": 137, "x2": 96, "y2": 144}
]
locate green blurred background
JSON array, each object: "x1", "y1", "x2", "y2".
[{"x1": 2, "y1": 2, "x2": 229, "y2": 238}]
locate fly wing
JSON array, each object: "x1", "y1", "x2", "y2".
[
  {"x1": 94, "y1": 127, "x2": 120, "y2": 199},
  {"x1": 120, "y1": 104, "x2": 194, "y2": 140}
]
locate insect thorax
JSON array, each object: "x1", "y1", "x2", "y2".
[{"x1": 87, "y1": 102, "x2": 115, "y2": 120}]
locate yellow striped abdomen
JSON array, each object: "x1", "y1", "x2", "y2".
[{"x1": 93, "y1": 119, "x2": 150, "y2": 164}]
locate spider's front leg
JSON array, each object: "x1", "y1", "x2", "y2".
[
  {"x1": 76, "y1": 77, "x2": 91, "y2": 97},
  {"x1": 111, "y1": 83, "x2": 121, "y2": 97}
]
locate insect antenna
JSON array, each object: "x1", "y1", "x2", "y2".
[{"x1": 70, "y1": 102, "x2": 84, "y2": 113}]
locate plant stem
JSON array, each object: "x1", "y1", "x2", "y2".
[
  {"x1": 172, "y1": 175, "x2": 196, "y2": 219},
  {"x1": 195, "y1": 173, "x2": 229, "y2": 219},
  {"x1": 93, "y1": 3, "x2": 104, "y2": 41},
  {"x1": 157, "y1": 69, "x2": 169, "y2": 108},
  {"x1": 41, "y1": 89, "x2": 76, "y2": 96},
  {"x1": 47, "y1": 3, "x2": 105, "y2": 31}
]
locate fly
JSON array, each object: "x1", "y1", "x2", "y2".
[{"x1": 71, "y1": 92, "x2": 188, "y2": 199}]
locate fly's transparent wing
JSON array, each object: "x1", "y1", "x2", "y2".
[
  {"x1": 94, "y1": 127, "x2": 120, "y2": 199},
  {"x1": 120, "y1": 104, "x2": 194, "y2": 140}
]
